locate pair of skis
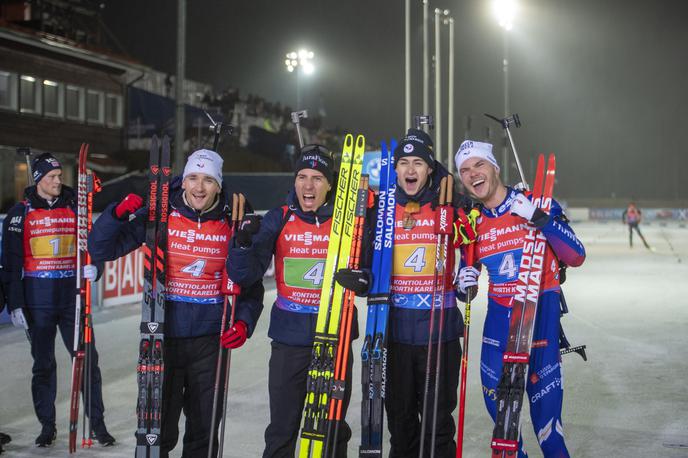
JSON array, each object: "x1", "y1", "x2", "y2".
[
  {"x1": 207, "y1": 193, "x2": 245, "y2": 458},
  {"x1": 359, "y1": 140, "x2": 396, "y2": 458},
  {"x1": 69, "y1": 143, "x2": 101, "y2": 453},
  {"x1": 489, "y1": 153, "x2": 556, "y2": 457},
  {"x1": 136, "y1": 136, "x2": 172, "y2": 458},
  {"x1": 298, "y1": 134, "x2": 368, "y2": 458}
]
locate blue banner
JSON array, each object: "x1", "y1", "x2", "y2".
[{"x1": 363, "y1": 150, "x2": 382, "y2": 190}]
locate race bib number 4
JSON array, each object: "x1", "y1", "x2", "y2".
[
  {"x1": 283, "y1": 258, "x2": 326, "y2": 289},
  {"x1": 394, "y1": 243, "x2": 435, "y2": 276}
]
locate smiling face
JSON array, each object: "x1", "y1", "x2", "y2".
[
  {"x1": 458, "y1": 156, "x2": 506, "y2": 209},
  {"x1": 36, "y1": 169, "x2": 63, "y2": 200},
  {"x1": 182, "y1": 173, "x2": 221, "y2": 211},
  {"x1": 294, "y1": 168, "x2": 331, "y2": 212},
  {"x1": 396, "y1": 156, "x2": 433, "y2": 197}
]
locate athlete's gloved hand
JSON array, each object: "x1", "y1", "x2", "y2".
[
  {"x1": 221, "y1": 320, "x2": 248, "y2": 349},
  {"x1": 114, "y1": 194, "x2": 143, "y2": 220},
  {"x1": 10, "y1": 308, "x2": 29, "y2": 330},
  {"x1": 82, "y1": 264, "x2": 98, "y2": 281},
  {"x1": 235, "y1": 215, "x2": 262, "y2": 248},
  {"x1": 510, "y1": 193, "x2": 537, "y2": 222},
  {"x1": 457, "y1": 266, "x2": 479, "y2": 294},
  {"x1": 334, "y1": 268, "x2": 371, "y2": 296}
]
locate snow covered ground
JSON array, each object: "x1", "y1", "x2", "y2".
[{"x1": 1, "y1": 221, "x2": 686, "y2": 457}]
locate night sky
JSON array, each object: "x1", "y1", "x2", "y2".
[{"x1": 102, "y1": 0, "x2": 688, "y2": 203}]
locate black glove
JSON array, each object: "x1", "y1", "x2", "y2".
[
  {"x1": 235, "y1": 214, "x2": 262, "y2": 248},
  {"x1": 334, "y1": 268, "x2": 371, "y2": 296}
]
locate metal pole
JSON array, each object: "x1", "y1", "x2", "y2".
[
  {"x1": 447, "y1": 17, "x2": 454, "y2": 174},
  {"x1": 434, "y1": 9, "x2": 442, "y2": 166},
  {"x1": 175, "y1": 0, "x2": 186, "y2": 173},
  {"x1": 405, "y1": 0, "x2": 411, "y2": 130},
  {"x1": 296, "y1": 70, "x2": 302, "y2": 109},
  {"x1": 502, "y1": 30, "x2": 509, "y2": 184},
  {"x1": 423, "y1": 0, "x2": 429, "y2": 123}
]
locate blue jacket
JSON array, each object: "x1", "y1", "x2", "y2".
[
  {"x1": 228, "y1": 188, "x2": 361, "y2": 347},
  {"x1": 88, "y1": 177, "x2": 264, "y2": 339},
  {"x1": 1, "y1": 185, "x2": 100, "y2": 310}
]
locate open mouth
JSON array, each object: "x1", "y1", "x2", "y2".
[
  {"x1": 302, "y1": 193, "x2": 316, "y2": 206},
  {"x1": 405, "y1": 177, "x2": 418, "y2": 188},
  {"x1": 471, "y1": 178, "x2": 486, "y2": 193}
]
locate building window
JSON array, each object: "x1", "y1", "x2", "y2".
[
  {"x1": 0, "y1": 71, "x2": 18, "y2": 110},
  {"x1": 66, "y1": 85, "x2": 85, "y2": 121},
  {"x1": 105, "y1": 93, "x2": 123, "y2": 127},
  {"x1": 43, "y1": 80, "x2": 64, "y2": 118},
  {"x1": 86, "y1": 89, "x2": 104, "y2": 124},
  {"x1": 20, "y1": 75, "x2": 41, "y2": 114}
]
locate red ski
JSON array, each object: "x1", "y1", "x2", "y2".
[
  {"x1": 490, "y1": 154, "x2": 556, "y2": 457},
  {"x1": 69, "y1": 143, "x2": 101, "y2": 452}
]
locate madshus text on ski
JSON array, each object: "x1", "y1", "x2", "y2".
[{"x1": 0, "y1": 112, "x2": 587, "y2": 458}]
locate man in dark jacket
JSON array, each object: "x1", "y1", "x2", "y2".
[
  {"x1": 0, "y1": 153, "x2": 114, "y2": 447},
  {"x1": 337, "y1": 129, "x2": 477, "y2": 457},
  {"x1": 225, "y1": 144, "x2": 357, "y2": 458},
  {"x1": 88, "y1": 149, "x2": 263, "y2": 457}
]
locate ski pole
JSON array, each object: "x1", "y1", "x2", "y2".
[
  {"x1": 16, "y1": 147, "x2": 34, "y2": 344},
  {"x1": 430, "y1": 175, "x2": 453, "y2": 458},
  {"x1": 419, "y1": 175, "x2": 450, "y2": 458},
  {"x1": 291, "y1": 110, "x2": 308, "y2": 148},
  {"x1": 208, "y1": 194, "x2": 245, "y2": 457},
  {"x1": 484, "y1": 113, "x2": 527, "y2": 189},
  {"x1": 218, "y1": 193, "x2": 245, "y2": 456},
  {"x1": 456, "y1": 241, "x2": 476, "y2": 458}
]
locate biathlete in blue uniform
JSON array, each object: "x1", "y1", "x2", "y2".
[
  {"x1": 88, "y1": 149, "x2": 263, "y2": 457},
  {"x1": 455, "y1": 141, "x2": 585, "y2": 458},
  {"x1": 225, "y1": 145, "x2": 361, "y2": 458},
  {"x1": 338, "y1": 128, "x2": 478, "y2": 458},
  {"x1": 0, "y1": 153, "x2": 114, "y2": 447}
]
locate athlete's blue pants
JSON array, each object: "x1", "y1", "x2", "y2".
[
  {"x1": 27, "y1": 306, "x2": 106, "y2": 430},
  {"x1": 480, "y1": 292, "x2": 570, "y2": 458}
]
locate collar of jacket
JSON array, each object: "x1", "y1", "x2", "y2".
[{"x1": 481, "y1": 186, "x2": 518, "y2": 218}]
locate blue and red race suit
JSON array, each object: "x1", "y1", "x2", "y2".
[{"x1": 473, "y1": 188, "x2": 585, "y2": 458}]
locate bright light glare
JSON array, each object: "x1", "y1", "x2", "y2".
[
  {"x1": 492, "y1": 0, "x2": 516, "y2": 31},
  {"x1": 302, "y1": 62, "x2": 315, "y2": 75},
  {"x1": 285, "y1": 48, "x2": 316, "y2": 74}
]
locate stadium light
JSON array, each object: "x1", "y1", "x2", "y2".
[
  {"x1": 492, "y1": 0, "x2": 516, "y2": 31},
  {"x1": 284, "y1": 48, "x2": 316, "y2": 108}
]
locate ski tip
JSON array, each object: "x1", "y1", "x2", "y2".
[{"x1": 355, "y1": 134, "x2": 366, "y2": 149}]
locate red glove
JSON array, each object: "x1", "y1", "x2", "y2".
[
  {"x1": 115, "y1": 194, "x2": 143, "y2": 219},
  {"x1": 221, "y1": 321, "x2": 248, "y2": 349}
]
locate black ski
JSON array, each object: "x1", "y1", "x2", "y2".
[{"x1": 136, "y1": 136, "x2": 171, "y2": 458}]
